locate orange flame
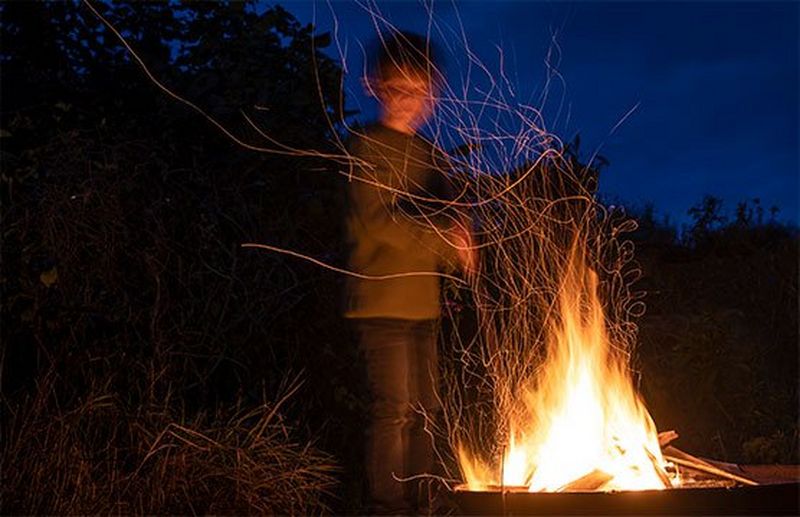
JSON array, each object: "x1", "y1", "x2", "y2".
[{"x1": 459, "y1": 241, "x2": 674, "y2": 492}]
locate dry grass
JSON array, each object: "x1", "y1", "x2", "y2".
[
  {"x1": 1, "y1": 97, "x2": 343, "y2": 515},
  {"x1": 1, "y1": 367, "x2": 337, "y2": 515}
]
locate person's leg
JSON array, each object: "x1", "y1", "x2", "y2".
[
  {"x1": 407, "y1": 319, "x2": 442, "y2": 509},
  {"x1": 356, "y1": 318, "x2": 414, "y2": 511}
]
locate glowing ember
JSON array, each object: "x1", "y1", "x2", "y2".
[{"x1": 458, "y1": 241, "x2": 675, "y2": 492}]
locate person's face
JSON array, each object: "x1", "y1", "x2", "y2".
[{"x1": 377, "y1": 70, "x2": 436, "y2": 131}]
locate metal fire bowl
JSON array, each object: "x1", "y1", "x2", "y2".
[{"x1": 453, "y1": 482, "x2": 800, "y2": 515}]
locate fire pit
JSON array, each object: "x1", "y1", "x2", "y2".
[
  {"x1": 454, "y1": 450, "x2": 800, "y2": 515},
  {"x1": 447, "y1": 235, "x2": 800, "y2": 516},
  {"x1": 454, "y1": 481, "x2": 800, "y2": 515}
]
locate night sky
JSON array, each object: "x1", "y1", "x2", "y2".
[{"x1": 277, "y1": 1, "x2": 798, "y2": 226}]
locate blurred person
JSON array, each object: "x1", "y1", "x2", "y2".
[{"x1": 343, "y1": 30, "x2": 475, "y2": 513}]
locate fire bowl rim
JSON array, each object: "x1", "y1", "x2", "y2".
[
  {"x1": 452, "y1": 480, "x2": 800, "y2": 493},
  {"x1": 451, "y1": 481, "x2": 800, "y2": 516}
]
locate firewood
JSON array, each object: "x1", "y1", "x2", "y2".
[
  {"x1": 644, "y1": 446, "x2": 675, "y2": 488},
  {"x1": 657, "y1": 430, "x2": 679, "y2": 448},
  {"x1": 663, "y1": 446, "x2": 758, "y2": 486},
  {"x1": 556, "y1": 469, "x2": 613, "y2": 492}
]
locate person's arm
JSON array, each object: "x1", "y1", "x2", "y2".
[{"x1": 426, "y1": 148, "x2": 478, "y2": 273}]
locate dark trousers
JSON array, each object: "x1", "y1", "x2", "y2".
[{"x1": 354, "y1": 318, "x2": 441, "y2": 509}]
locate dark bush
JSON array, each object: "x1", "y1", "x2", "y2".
[{"x1": 633, "y1": 198, "x2": 798, "y2": 463}]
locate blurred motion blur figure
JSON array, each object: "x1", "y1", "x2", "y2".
[{"x1": 344, "y1": 30, "x2": 475, "y2": 513}]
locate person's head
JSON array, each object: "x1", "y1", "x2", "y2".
[{"x1": 367, "y1": 30, "x2": 443, "y2": 134}]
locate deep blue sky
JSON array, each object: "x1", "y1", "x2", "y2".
[{"x1": 276, "y1": 1, "x2": 798, "y2": 225}]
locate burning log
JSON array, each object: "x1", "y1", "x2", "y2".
[
  {"x1": 555, "y1": 469, "x2": 613, "y2": 492},
  {"x1": 644, "y1": 446, "x2": 675, "y2": 488}
]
